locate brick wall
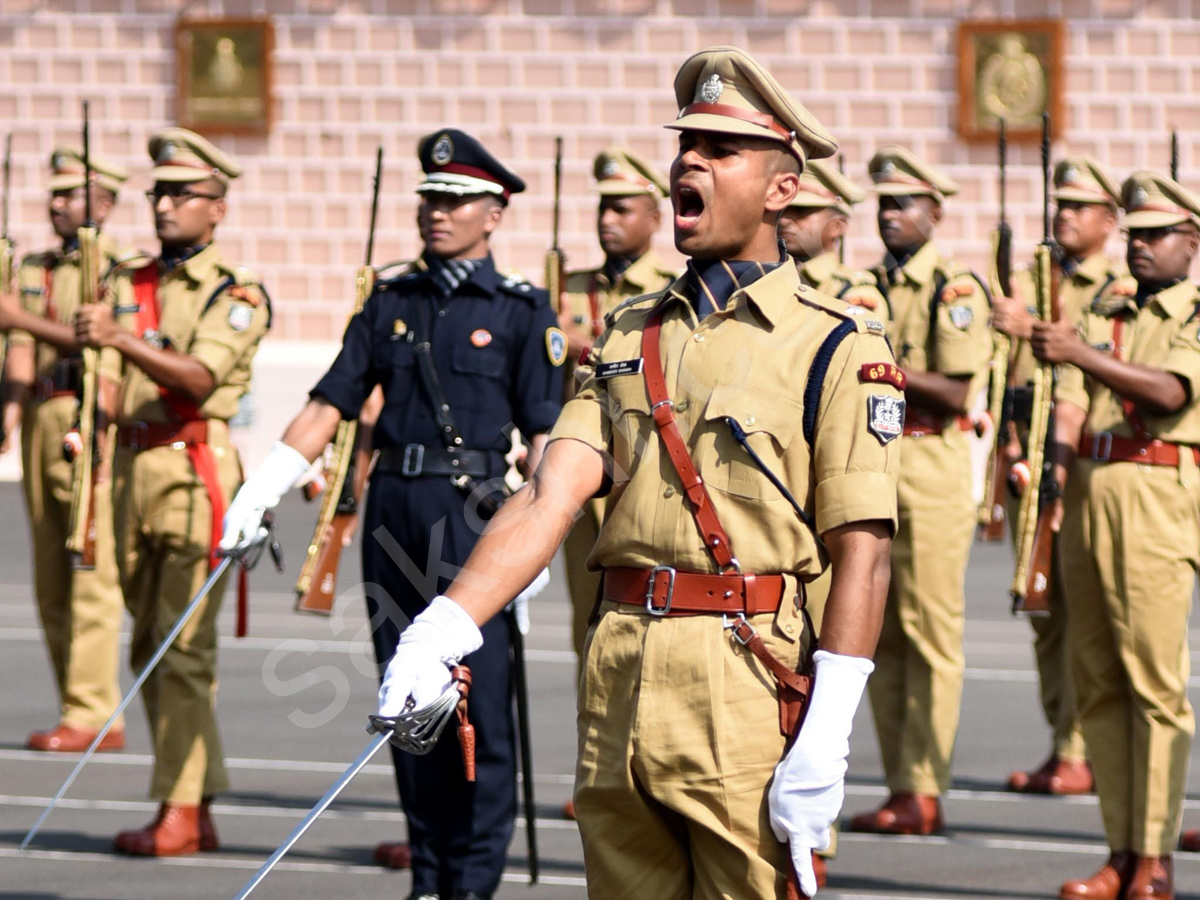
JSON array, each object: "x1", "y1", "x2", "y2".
[{"x1": 0, "y1": 0, "x2": 1197, "y2": 339}]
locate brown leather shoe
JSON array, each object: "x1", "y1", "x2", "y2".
[
  {"x1": 562, "y1": 799, "x2": 576, "y2": 820},
  {"x1": 848, "y1": 793, "x2": 944, "y2": 835},
  {"x1": 373, "y1": 841, "x2": 412, "y2": 869},
  {"x1": 1179, "y1": 830, "x2": 1200, "y2": 852},
  {"x1": 1008, "y1": 755, "x2": 1094, "y2": 795},
  {"x1": 198, "y1": 799, "x2": 219, "y2": 852},
  {"x1": 114, "y1": 804, "x2": 201, "y2": 857},
  {"x1": 1059, "y1": 851, "x2": 1136, "y2": 900},
  {"x1": 812, "y1": 852, "x2": 827, "y2": 888},
  {"x1": 26, "y1": 723, "x2": 125, "y2": 753},
  {"x1": 1126, "y1": 855, "x2": 1174, "y2": 900}
]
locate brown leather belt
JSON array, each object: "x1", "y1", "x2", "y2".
[
  {"x1": 902, "y1": 410, "x2": 974, "y2": 438},
  {"x1": 1079, "y1": 431, "x2": 1200, "y2": 467},
  {"x1": 116, "y1": 419, "x2": 209, "y2": 451},
  {"x1": 603, "y1": 566, "x2": 787, "y2": 617}
]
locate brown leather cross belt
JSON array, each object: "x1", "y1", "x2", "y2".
[
  {"x1": 116, "y1": 419, "x2": 209, "y2": 451},
  {"x1": 1079, "y1": 431, "x2": 1200, "y2": 467},
  {"x1": 603, "y1": 566, "x2": 787, "y2": 617}
]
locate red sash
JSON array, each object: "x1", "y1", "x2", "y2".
[{"x1": 132, "y1": 265, "x2": 248, "y2": 636}]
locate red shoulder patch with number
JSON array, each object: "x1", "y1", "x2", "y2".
[{"x1": 860, "y1": 362, "x2": 906, "y2": 390}]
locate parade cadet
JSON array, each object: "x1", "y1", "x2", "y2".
[
  {"x1": 848, "y1": 146, "x2": 992, "y2": 837},
  {"x1": 559, "y1": 147, "x2": 676, "y2": 666},
  {"x1": 778, "y1": 158, "x2": 887, "y2": 328},
  {"x1": 991, "y1": 155, "x2": 1125, "y2": 797},
  {"x1": 220, "y1": 129, "x2": 563, "y2": 900},
  {"x1": 0, "y1": 148, "x2": 129, "y2": 753},
  {"x1": 352, "y1": 47, "x2": 901, "y2": 899},
  {"x1": 1032, "y1": 172, "x2": 1200, "y2": 900},
  {"x1": 73, "y1": 127, "x2": 270, "y2": 857}
]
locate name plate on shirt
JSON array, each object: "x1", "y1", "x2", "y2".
[{"x1": 595, "y1": 358, "x2": 644, "y2": 379}]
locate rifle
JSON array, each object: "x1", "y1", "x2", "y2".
[
  {"x1": 979, "y1": 119, "x2": 1015, "y2": 541},
  {"x1": 294, "y1": 146, "x2": 384, "y2": 615},
  {"x1": 544, "y1": 136, "x2": 565, "y2": 314},
  {"x1": 65, "y1": 102, "x2": 101, "y2": 570},
  {"x1": 0, "y1": 134, "x2": 14, "y2": 396},
  {"x1": 1010, "y1": 113, "x2": 1061, "y2": 616},
  {"x1": 837, "y1": 153, "x2": 846, "y2": 265},
  {"x1": 1171, "y1": 130, "x2": 1180, "y2": 182}
]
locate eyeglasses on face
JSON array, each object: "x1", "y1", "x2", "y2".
[{"x1": 145, "y1": 186, "x2": 221, "y2": 205}]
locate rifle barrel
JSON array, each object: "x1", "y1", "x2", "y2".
[
  {"x1": 998, "y1": 118, "x2": 1007, "y2": 227},
  {"x1": 551, "y1": 136, "x2": 563, "y2": 251},
  {"x1": 364, "y1": 146, "x2": 383, "y2": 267},
  {"x1": 1040, "y1": 112, "x2": 1050, "y2": 241},
  {"x1": 2, "y1": 133, "x2": 11, "y2": 240},
  {"x1": 1171, "y1": 130, "x2": 1180, "y2": 182},
  {"x1": 82, "y1": 101, "x2": 93, "y2": 228}
]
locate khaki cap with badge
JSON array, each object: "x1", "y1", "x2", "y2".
[
  {"x1": 1053, "y1": 155, "x2": 1121, "y2": 207},
  {"x1": 49, "y1": 146, "x2": 128, "y2": 194},
  {"x1": 148, "y1": 127, "x2": 243, "y2": 184},
  {"x1": 593, "y1": 147, "x2": 668, "y2": 198},
  {"x1": 666, "y1": 45, "x2": 837, "y2": 165},
  {"x1": 1121, "y1": 170, "x2": 1200, "y2": 229},
  {"x1": 868, "y1": 146, "x2": 959, "y2": 202},
  {"x1": 788, "y1": 159, "x2": 864, "y2": 217}
]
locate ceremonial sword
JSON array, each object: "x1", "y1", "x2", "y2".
[{"x1": 21, "y1": 516, "x2": 282, "y2": 851}]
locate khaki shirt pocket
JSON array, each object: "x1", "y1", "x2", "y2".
[{"x1": 699, "y1": 390, "x2": 802, "y2": 499}]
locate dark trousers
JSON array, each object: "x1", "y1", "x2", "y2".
[{"x1": 362, "y1": 471, "x2": 516, "y2": 898}]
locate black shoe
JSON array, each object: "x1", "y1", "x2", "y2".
[{"x1": 406, "y1": 894, "x2": 439, "y2": 900}]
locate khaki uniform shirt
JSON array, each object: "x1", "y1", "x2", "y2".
[
  {"x1": 550, "y1": 259, "x2": 901, "y2": 578},
  {"x1": 798, "y1": 251, "x2": 889, "y2": 319},
  {"x1": 1058, "y1": 278, "x2": 1200, "y2": 443},
  {"x1": 563, "y1": 249, "x2": 678, "y2": 339},
  {"x1": 104, "y1": 243, "x2": 270, "y2": 425},
  {"x1": 1009, "y1": 252, "x2": 1129, "y2": 387},
  {"x1": 10, "y1": 236, "x2": 128, "y2": 384},
  {"x1": 879, "y1": 241, "x2": 993, "y2": 416}
]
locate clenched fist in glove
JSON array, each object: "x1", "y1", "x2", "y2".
[
  {"x1": 769, "y1": 649, "x2": 874, "y2": 897},
  {"x1": 378, "y1": 595, "x2": 484, "y2": 717},
  {"x1": 219, "y1": 441, "x2": 312, "y2": 555}
]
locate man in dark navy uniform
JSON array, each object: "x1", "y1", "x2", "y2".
[{"x1": 221, "y1": 129, "x2": 565, "y2": 900}]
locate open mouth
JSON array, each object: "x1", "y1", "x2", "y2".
[{"x1": 674, "y1": 185, "x2": 705, "y2": 229}]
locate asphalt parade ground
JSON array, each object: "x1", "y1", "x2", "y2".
[{"x1": 2, "y1": 483, "x2": 1200, "y2": 900}]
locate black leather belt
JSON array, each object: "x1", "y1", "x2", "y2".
[{"x1": 376, "y1": 444, "x2": 491, "y2": 478}]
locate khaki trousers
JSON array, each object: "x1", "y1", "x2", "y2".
[
  {"x1": 575, "y1": 593, "x2": 809, "y2": 900},
  {"x1": 1005, "y1": 493, "x2": 1087, "y2": 761},
  {"x1": 1060, "y1": 459, "x2": 1197, "y2": 855},
  {"x1": 869, "y1": 431, "x2": 976, "y2": 796},
  {"x1": 112, "y1": 426, "x2": 241, "y2": 804},
  {"x1": 20, "y1": 395, "x2": 124, "y2": 731}
]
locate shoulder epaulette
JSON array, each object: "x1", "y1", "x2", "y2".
[
  {"x1": 936, "y1": 263, "x2": 987, "y2": 303},
  {"x1": 110, "y1": 253, "x2": 156, "y2": 273},
  {"x1": 1091, "y1": 275, "x2": 1138, "y2": 315},
  {"x1": 20, "y1": 249, "x2": 57, "y2": 269},
  {"x1": 374, "y1": 259, "x2": 415, "y2": 281},
  {"x1": 798, "y1": 284, "x2": 888, "y2": 338},
  {"x1": 604, "y1": 290, "x2": 664, "y2": 329},
  {"x1": 498, "y1": 270, "x2": 543, "y2": 303}
]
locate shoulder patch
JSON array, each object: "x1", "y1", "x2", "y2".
[
  {"x1": 228, "y1": 304, "x2": 255, "y2": 331},
  {"x1": 545, "y1": 326, "x2": 568, "y2": 367},
  {"x1": 947, "y1": 304, "x2": 974, "y2": 330},
  {"x1": 867, "y1": 394, "x2": 906, "y2": 445},
  {"x1": 860, "y1": 362, "x2": 906, "y2": 390}
]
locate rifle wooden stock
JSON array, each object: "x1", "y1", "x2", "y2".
[
  {"x1": 1020, "y1": 511, "x2": 1055, "y2": 615},
  {"x1": 544, "y1": 248, "x2": 564, "y2": 315},
  {"x1": 65, "y1": 224, "x2": 101, "y2": 569},
  {"x1": 294, "y1": 264, "x2": 375, "y2": 614},
  {"x1": 979, "y1": 227, "x2": 1014, "y2": 540}
]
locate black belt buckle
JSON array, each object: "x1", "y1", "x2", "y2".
[
  {"x1": 401, "y1": 443, "x2": 425, "y2": 476},
  {"x1": 645, "y1": 565, "x2": 676, "y2": 616}
]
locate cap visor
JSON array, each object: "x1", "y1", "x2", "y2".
[
  {"x1": 416, "y1": 172, "x2": 504, "y2": 197},
  {"x1": 665, "y1": 113, "x2": 787, "y2": 145},
  {"x1": 787, "y1": 195, "x2": 836, "y2": 210},
  {"x1": 1053, "y1": 188, "x2": 1115, "y2": 205},
  {"x1": 869, "y1": 182, "x2": 938, "y2": 198},
  {"x1": 151, "y1": 167, "x2": 215, "y2": 184},
  {"x1": 49, "y1": 174, "x2": 86, "y2": 191},
  {"x1": 1124, "y1": 210, "x2": 1191, "y2": 228},
  {"x1": 595, "y1": 180, "x2": 658, "y2": 197}
]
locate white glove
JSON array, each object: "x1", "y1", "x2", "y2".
[
  {"x1": 219, "y1": 441, "x2": 312, "y2": 554},
  {"x1": 506, "y1": 566, "x2": 549, "y2": 636},
  {"x1": 378, "y1": 595, "x2": 484, "y2": 717},
  {"x1": 769, "y1": 649, "x2": 874, "y2": 897}
]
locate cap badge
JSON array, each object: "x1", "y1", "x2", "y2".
[
  {"x1": 51, "y1": 153, "x2": 66, "y2": 171},
  {"x1": 880, "y1": 159, "x2": 896, "y2": 177},
  {"x1": 157, "y1": 143, "x2": 177, "y2": 164},
  {"x1": 1062, "y1": 164, "x2": 1079, "y2": 184},
  {"x1": 1132, "y1": 186, "x2": 1149, "y2": 209},
  {"x1": 700, "y1": 73, "x2": 723, "y2": 104},
  {"x1": 602, "y1": 159, "x2": 621, "y2": 179},
  {"x1": 431, "y1": 134, "x2": 454, "y2": 167}
]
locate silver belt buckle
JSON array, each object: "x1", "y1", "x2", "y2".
[
  {"x1": 645, "y1": 565, "x2": 676, "y2": 616},
  {"x1": 401, "y1": 443, "x2": 425, "y2": 476},
  {"x1": 1092, "y1": 431, "x2": 1112, "y2": 462}
]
